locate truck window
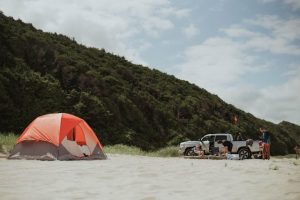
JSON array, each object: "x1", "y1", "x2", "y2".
[
  {"x1": 201, "y1": 135, "x2": 215, "y2": 142},
  {"x1": 215, "y1": 135, "x2": 227, "y2": 141}
]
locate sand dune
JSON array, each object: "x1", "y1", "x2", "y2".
[{"x1": 0, "y1": 154, "x2": 300, "y2": 200}]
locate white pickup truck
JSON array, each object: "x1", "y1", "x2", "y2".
[{"x1": 179, "y1": 133, "x2": 261, "y2": 159}]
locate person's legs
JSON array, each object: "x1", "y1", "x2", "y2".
[
  {"x1": 228, "y1": 143, "x2": 233, "y2": 153},
  {"x1": 224, "y1": 146, "x2": 228, "y2": 154},
  {"x1": 199, "y1": 150, "x2": 205, "y2": 159},
  {"x1": 262, "y1": 143, "x2": 267, "y2": 160},
  {"x1": 266, "y1": 144, "x2": 270, "y2": 159}
]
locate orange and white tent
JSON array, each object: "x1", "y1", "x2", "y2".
[{"x1": 9, "y1": 113, "x2": 107, "y2": 160}]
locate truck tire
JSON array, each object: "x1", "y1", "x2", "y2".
[
  {"x1": 238, "y1": 148, "x2": 251, "y2": 159},
  {"x1": 184, "y1": 147, "x2": 196, "y2": 156}
]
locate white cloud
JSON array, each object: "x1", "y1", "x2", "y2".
[
  {"x1": 0, "y1": 0, "x2": 187, "y2": 65},
  {"x1": 220, "y1": 67, "x2": 300, "y2": 124},
  {"x1": 221, "y1": 26, "x2": 260, "y2": 38},
  {"x1": 209, "y1": 0, "x2": 225, "y2": 12},
  {"x1": 159, "y1": 7, "x2": 190, "y2": 18},
  {"x1": 183, "y1": 24, "x2": 199, "y2": 38},
  {"x1": 177, "y1": 37, "x2": 254, "y2": 90},
  {"x1": 142, "y1": 17, "x2": 174, "y2": 38},
  {"x1": 223, "y1": 15, "x2": 300, "y2": 55},
  {"x1": 246, "y1": 15, "x2": 300, "y2": 40},
  {"x1": 284, "y1": 0, "x2": 300, "y2": 10},
  {"x1": 245, "y1": 67, "x2": 300, "y2": 124},
  {"x1": 259, "y1": 0, "x2": 277, "y2": 3},
  {"x1": 259, "y1": 0, "x2": 300, "y2": 11},
  {"x1": 177, "y1": 14, "x2": 300, "y2": 124}
]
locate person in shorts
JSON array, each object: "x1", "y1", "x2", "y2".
[{"x1": 259, "y1": 127, "x2": 271, "y2": 160}]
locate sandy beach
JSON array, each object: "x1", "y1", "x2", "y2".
[{"x1": 0, "y1": 154, "x2": 300, "y2": 200}]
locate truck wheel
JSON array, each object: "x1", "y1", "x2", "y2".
[
  {"x1": 184, "y1": 147, "x2": 195, "y2": 156},
  {"x1": 238, "y1": 148, "x2": 251, "y2": 159}
]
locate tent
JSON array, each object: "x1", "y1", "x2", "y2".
[{"x1": 9, "y1": 113, "x2": 107, "y2": 160}]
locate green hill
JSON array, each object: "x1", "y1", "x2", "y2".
[{"x1": 0, "y1": 12, "x2": 299, "y2": 155}]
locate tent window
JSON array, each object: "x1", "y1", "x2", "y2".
[
  {"x1": 75, "y1": 125, "x2": 86, "y2": 146},
  {"x1": 67, "y1": 128, "x2": 76, "y2": 141}
]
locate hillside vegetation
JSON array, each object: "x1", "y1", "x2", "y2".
[{"x1": 0, "y1": 12, "x2": 299, "y2": 155}]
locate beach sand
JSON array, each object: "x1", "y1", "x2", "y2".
[{"x1": 0, "y1": 154, "x2": 300, "y2": 200}]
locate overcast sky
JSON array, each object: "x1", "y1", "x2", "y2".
[{"x1": 1, "y1": 0, "x2": 300, "y2": 125}]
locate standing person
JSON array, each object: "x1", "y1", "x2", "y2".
[{"x1": 259, "y1": 127, "x2": 271, "y2": 160}]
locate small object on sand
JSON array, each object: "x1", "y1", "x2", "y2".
[
  {"x1": 226, "y1": 153, "x2": 240, "y2": 160},
  {"x1": 184, "y1": 155, "x2": 226, "y2": 160},
  {"x1": 184, "y1": 156, "x2": 202, "y2": 159}
]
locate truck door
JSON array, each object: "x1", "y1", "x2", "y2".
[{"x1": 201, "y1": 135, "x2": 215, "y2": 153}]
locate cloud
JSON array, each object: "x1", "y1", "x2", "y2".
[
  {"x1": 177, "y1": 37, "x2": 254, "y2": 90},
  {"x1": 259, "y1": 0, "x2": 277, "y2": 3},
  {"x1": 177, "y1": 14, "x2": 300, "y2": 124},
  {"x1": 250, "y1": 67, "x2": 300, "y2": 124},
  {"x1": 221, "y1": 26, "x2": 260, "y2": 38},
  {"x1": 209, "y1": 0, "x2": 225, "y2": 12},
  {"x1": 284, "y1": 0, "x2": 300, "y2": 10},
  {"x1": 246, "y1": 15, "x2": 300, "y2": 41},
  {"x1": 183, "y1": 24, "x2": 199, "y2": 38},
  {"x1": 0, "y1": 0, "x2": 188, "y2": 65},
  {"x1": 220, "y1": 69, "x2": 300, "y2": 124},
  {"x1": 223, "y1": 15, "x2": 300, "y2": 55},
  {"x1": 259, "y1": 0, "x2": 300, "y2": 11},
  {"x1": 159, "y1": 7, "x2": 190, "y2": 18}
]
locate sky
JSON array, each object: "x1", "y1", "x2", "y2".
[{"x1": 0, "y1": 0, "x2": 300, "y2": 125}]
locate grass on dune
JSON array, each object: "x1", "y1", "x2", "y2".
[
  {"x1": 104, "y1": 144, "x2": 146, "y2": 156},
  {"x1": 148, "y1": 146, "x2": 181, "y2": 157},
  {"x1": 0, "y1": 133, "x2": 180, "y2": 157},
  {"x1": 0, "y1": 133, "x2": 18, "y2": 153},
  {"x1": 104, "y1": 144, "x2": 180, "y2": 157}
]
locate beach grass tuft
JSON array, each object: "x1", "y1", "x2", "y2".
[
  {"x1": 104, "y1": 144, "x2": 180, "y2": 157},
  {"x1": 0, "y1": 133, "x2": 18, "y2": 154},
  {"x1": 148, "y1": 146, "x2": 180, "y2": 157},
  {"x1": 104, "y1": 144, "x2": 146, "y2": 156}
]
